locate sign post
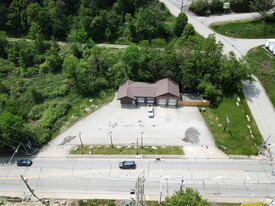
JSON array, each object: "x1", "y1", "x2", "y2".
[
  {"x1": 223, "y1": 2, "x2": 230, "y2": 14},
  {"x1": 223, "y1": 116, "x2": 230, "y2": 132}
]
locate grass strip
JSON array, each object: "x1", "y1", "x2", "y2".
[
  {"x1": 210, "y1": 19, "x2": 275, "y2": 38},
  {"x1": 246, "y1": 46, "x2": 275, "y2": 107},
  {"x1": 71, "y1": 145, "x2": 184, "y2": 155}
]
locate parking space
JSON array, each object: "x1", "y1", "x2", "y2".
[{"x1": 41, "y1": 96, "x2": 215, "y2": 154}]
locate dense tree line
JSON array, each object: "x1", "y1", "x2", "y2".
[{"x1": 0, "y1": 0, "x2": 175, "y2": 42}]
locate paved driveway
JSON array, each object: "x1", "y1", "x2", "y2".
[{"x1": 38, "y1": 96, "x2": 227, "y2": 158}]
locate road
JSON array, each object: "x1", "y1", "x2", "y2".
[
  {"x1": 161, "y1": 0, "x2": 275, "y2": 156},
  {"x1": 0, "y1": 158, "x2": 274, "y2": 200}
]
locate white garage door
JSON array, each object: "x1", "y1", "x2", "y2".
[
  {"x1": 147, "y1": 98, "x2": 155, "y2": 104},
  {"x1": 168, "y1": 99, "x2": 177, "y2": 106},
  {"x1": 137, "y1": 98, "x2": 145, "y2": 103},
  {"x1": 158, "y1": 99, "x2": 166, "y2": 105}
]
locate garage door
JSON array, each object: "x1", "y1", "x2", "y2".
[
  {"x1": 137, "y1": 98, "x2": 145, "y2": 103},
  {"x1": 147, "y1": 98, "x2": 155, "y2": 104},
  {"x1": 168, "y1": 99, "x2": 177, "y2": 106},
  {"x1": 158, "y1": 99, "x2": 166, "y2": 105}
]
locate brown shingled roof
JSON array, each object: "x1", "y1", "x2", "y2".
[{"x1": 117, "y1": 78, "x2": 180, "y2": 100}]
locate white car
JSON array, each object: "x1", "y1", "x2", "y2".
[{"x1": 147, "y1": 105, "x2": 154, "y2": 118}]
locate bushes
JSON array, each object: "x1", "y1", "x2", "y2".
[
  {"x1": 189, "y1": 0, "x2": 254, "y2": 15},
  {"x1": 39, "y1": 101, "x2": 71, "y2": 129},
  {"x1": 189, "y1": 0, "x2": 209, "y2": 16}
]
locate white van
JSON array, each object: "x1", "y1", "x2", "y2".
[
  {"x1": 268, "y1": 42, "x2": 275, "y2": 52},
  {"x1": 265, "y1": 39, "x2": 275, "y2": 48}
]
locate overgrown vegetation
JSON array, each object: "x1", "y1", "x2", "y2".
[
  {"x1": 0, "y1": 1, "x2": 254, "y2": 153},
  {"x1": 71, "y1": 145, "x2": 184, "y2": 155},
  {"x1": 189, "y1": 0, "x2": 275, "y2": 18},
  {"x1": 246, "y1": 46, "x2": 275, "y2": 106},
  {"x1": 210, "y1": 19, "x2": 275, "y2": 38},
  {"x1": 200, "y1": 93, "x2": 262, "y2": 155}
]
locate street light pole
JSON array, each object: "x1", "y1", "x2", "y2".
[
  {"x1": 79, "y1": 132, "x2": 84, "y2": 149},
  {"x1": 136, "y1": 138, "x2": 139, "y2": 155},
  {"x1": 110, "y1": 131, "x2": 113, "y2": 148},
  {"x1": 141, "y1": 132, "x2": 143, "y2": 148},
  {"x1": 8, "y1": 143, "x2": 21, "y2": 165}
]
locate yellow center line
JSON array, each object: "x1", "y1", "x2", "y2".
[{"x1": 0, "y1": 169, "x2": 244, "y2": 180}]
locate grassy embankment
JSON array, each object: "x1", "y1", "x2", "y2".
[
  {"x1": 246, "y1": 46, "x2": 275, "y2": 107},
  {"x1": 200, "y1": 93, "x2": 262, "y2": 155},
  {"x1": 210, "y1": 19, "x2": 275, "y2": 38},
  {"x1": 71, "y1": 145, "x2": 184, "y2": 155}
]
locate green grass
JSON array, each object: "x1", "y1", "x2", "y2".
[
  {"x1": 71, "y1": 145, "x2": 184, "y2": 155},
  {"x1": 200, "y1": 93, "x2": 262, "y2": 155},
  {"x1": 210, "y1": 19, "x2": 275, "y2": 38},
  {"x1": 246, "y1": 46, "x2": 275, "y2": 107}
]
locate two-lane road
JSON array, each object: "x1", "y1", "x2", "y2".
[{"x1": 0, "y1": 158, "x2": 274, "y2": 199}]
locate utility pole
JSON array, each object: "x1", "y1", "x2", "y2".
[
  {"x1": 79, "y1": 132, "x2": 84, "y2": 149},
  {"x1": 110, "y1": 131, "x2": 113, "y2": 148},
  {"x1": 159, "y1": 162, "x2": 162, "y2": 203},
  {"x1": 180, "y1": 0, "x2": 184, "y2": 12},
  {"x1": 20, "y1": 175, "x2": 42, "y2": 202},
  {"x1": 135, "y1": 171, "x2": 146, "y2": 206},
  {"x1": 256, "y1": 135, "x2": 271, "y2": 155}
]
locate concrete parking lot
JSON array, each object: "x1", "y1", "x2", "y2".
[{"x1": 38, "y1": 96, "x2": 227, "y2": 158}]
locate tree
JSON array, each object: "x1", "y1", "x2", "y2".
[
  {"x1": 182, "y1": 24, "x2": 195, "y2": 39},
  {"x1": 164, "y1": 188, "x2": 208, "y2": 206},
  {"x1": 174, "y1": 12, "x2": 188, "y2": 37},
  {"x1": 0, "y1": 110, "x2": 24, "y2": 151},
  {"x1": 189, "y1": 0, "x2": 210, "y2": 16},
  {"x1": 0, "y1": 31, "x2": 8, "y2": 58},
  {"x1": 249, "y1": 0, "x2": 275, "y2": 19}
]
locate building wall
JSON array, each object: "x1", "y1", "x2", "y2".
[
  {"x1": 156, "y1": 95, "x2": 179, "y2": 106},
  {"x1": 120, "y1": 97, "x2": 135, "y2": 104}
]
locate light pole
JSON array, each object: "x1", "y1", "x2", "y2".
[
  {"x1": 141, "y1": 132, "x2": 144, "y2": 148},
  {"x1": 136, "y1": 138, "x2": 139, "y2": 155},
  {"x1": 79, "y1": 132, "x2": 84, "y2": 149},
  {"x1": 8, "y1": 143, "x2": 21, "y2": 165},
  {"x1": 110, "y1": 131, "x2": 113, "y2": 148}
]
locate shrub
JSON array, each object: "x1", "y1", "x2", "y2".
[
  {"x1": 174, "y1": 12, "x2": 188, "y2": 37},
  {"x1": 229, "y1": 0, "x2": 252, "y2": 13},
  {"x1": 182, "y1": 23, "x2": 195, "y2": 39},
  {"x1": 189, "y1": 0, "x2": 210, "y2": 16},
  {"x1": 39, "y1": 101, "x2": 71, "y2": 129},
  {"x1": 210, "y1": 0, "x2": 224, "y2": 14},
  {"x1": 264, "y1": 12, "x2": 275, "y2": 22}
]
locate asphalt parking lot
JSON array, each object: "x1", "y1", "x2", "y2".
[
  {"x1": 38, "y1": 96, "x2": 229, "y2": 158},
  {"x1": 49, "y1": 97, "x2": 214, "y2": 147}
]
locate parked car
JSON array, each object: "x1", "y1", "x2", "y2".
[
  {"x1": 147, "y1": 105, "x2": 154, "y2": 118},
  {"x1": 17, "y1": 159, "x2": 32, "y2": 167},
  {"x1": 119, "y1": 161, "x2": 136, "y2": 169}
]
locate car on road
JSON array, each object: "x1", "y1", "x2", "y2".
[
  {"x1": 17, "y1": 159, "x2": 32, "y2": 167},
  {"x1": 147, "y1": 105, "x2": 154, "y2": 118},
  {"x1": 119, "y1": 161, "x2": 136, "y2": 169}
]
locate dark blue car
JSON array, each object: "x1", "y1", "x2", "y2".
[{"x1": 17, "y1": 159, "x2": 32, "y2": 166}]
